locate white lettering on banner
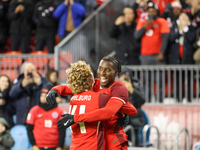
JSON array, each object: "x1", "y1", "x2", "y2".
[{"x1": 71, "y1": 95, "x2": 91, "y2": 101}]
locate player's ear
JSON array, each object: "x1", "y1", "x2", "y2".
[{"x1": 115, "y1": 70, "x2": 119, "y2": 77}]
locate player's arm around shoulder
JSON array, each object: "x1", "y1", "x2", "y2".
[{"x1": 110, "y1": 82, "x2": 129, "y2": 104}]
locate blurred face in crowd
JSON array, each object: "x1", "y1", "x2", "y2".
[
  {"x1": 0, "y1": 123, "x2": 6, "y2": 134},
  {"x1": 49, "y1": 71, "x2": 58, "y2": 84},
  {"x1": 97, "y1": 60, "x2": 118, "y2": 89},
  {"x1": 139, "y1": 0, "x2": 148, "y2": 11},
  {"x1": 173, "y1": 7, "x2": 181, "y2": 17},
  {"x1": 0, "y1": 76, "x2": 9, "y2": 91},
  {"x1": 40, "y1": 93, "x2": 47, "y2": 103},
  {"x1": 147, "y1": 8, "x2": 158, "y2": 19},
  {"x1": 123, "y1": 7, "x2": 135, "y2": 24},
  {"x1": 24, "y1": 63, "x2": 37, "y2": 78},
  {"x1": 179, "y1": 13, "x2": 190, "y2": 25}
]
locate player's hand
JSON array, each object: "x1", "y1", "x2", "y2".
[
  {"x1": 117, "y1": 114, "x2": 129, "y2": 127},
  {"x1": 46, "y1": 90, "x2": 60, "y2": 105},
  {"x1": 157, "y1": 53, "x2": 164, "y2": 61},
  {"x1": 57, "y1": 114, "x2": 75, "y2": 131}
]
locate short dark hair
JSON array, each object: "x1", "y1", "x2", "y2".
[{"x1": 101, "y1": 56, "x2": 122, "y2": 76}]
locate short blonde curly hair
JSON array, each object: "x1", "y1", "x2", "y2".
[{"x1": 66, "y1": 61, "x2": 92, "y2": 94}]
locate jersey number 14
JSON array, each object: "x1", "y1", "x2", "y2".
[{"x1": 69, "y1": 105, "x2": 86, "y2": 134}]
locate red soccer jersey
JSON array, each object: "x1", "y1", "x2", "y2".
[
  {"x1": 136, "y1": 18, "x2": 170, "y2": 55},
  {"x1": 93, "y1": 79, "x2": 129, "y2": 149},
  {"x1": 26, "y1": 106, "x2": 63, "y2": 148},
  {"x1": 69, "y1": 91, "x2": 111, "y2": 150},
  {"x1": 52, "y1": 79, "x2": 137, "y2": 149}
]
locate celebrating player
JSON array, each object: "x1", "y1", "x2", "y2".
[
  {"x1": 57, "y1": 60, "x2": 116, "y2": 149},
  {"x1": 47, "y1": 56, "x2": 137, "y2": 149}
]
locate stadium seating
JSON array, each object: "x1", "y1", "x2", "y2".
[
  {"x1": 137, "y1": 109, "x2": 152, "y2": 146},
  {"x1": 0, "y1": 51, "x2": 23, "y2": 81},
  {"x1": 10, "y1": 125, "x2": 32, "y2": 150},
  {"x1": 65, "y1": 127, "x2": 72, "y2": 147}
]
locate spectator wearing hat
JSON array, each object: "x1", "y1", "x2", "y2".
[
  {"x1": 168, "y1": 12, "x2": 196, "y2": 102},
  {"x1": 161, "y1": 1, "x2": 182, "y2": 27},
  {"x1": 134, "y1": 2, "x2": 170, "y2": 102},
  {"x1": 33, "y1": 0, "x2": 58, "y2": 53},
  {"x1": 53, "y1": 0, "x2": 85, "y2": 41},
  {"x1": 7, "y1": 0, "x2": 34, "y2": 53},
  {"x1": 110, "y1": 6, "x2": 141, "y2": 65},
  {"x1": 26, "y1": 83, "x2": 65, "y2": 150},
  {"x1": 8, "y1": 63, "x2": 50, "y2": 125},
  {"x1": 0, "y1": 117, "x2": 15, "y2": 150}
]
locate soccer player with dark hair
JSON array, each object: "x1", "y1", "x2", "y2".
[{"x1": 47, "y1": 56, "x2": 137, "y2": 149}]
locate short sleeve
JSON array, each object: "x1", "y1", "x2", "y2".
[
  {"x1": 110, "y1": 83, "x2": 129, "y2": 104},
  {"x1": 136, "y1": 20, "x2": 146, "y2": 30},
  {"x1": 160, "y1": 19, "x2": 170, "y2": 33},
  {"x1": 26, "y1": 106, "x2": 37, "y2": 125}
]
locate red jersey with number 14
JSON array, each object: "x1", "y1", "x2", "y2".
[{"x1": 69, "y1": 90, "x2": 111, "y2": 150}]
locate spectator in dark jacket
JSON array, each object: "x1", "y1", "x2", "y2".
[
  {"x1": 168, "y1": 12, "x2": 196, "y2": 103},
  {"x1": 8, "y1": 63, "x2": 50, "y2": 125},
  {"x1": 33, "y1": 0, "x2": 58, "y2": 53},
  {"x1": 53, "y1": 0, "x2": 85, "y2": 41},
  {"x1": 0, "y1": 0, "x2": 10, "y2": 49},
  {"x1": 110, "y1": 7, "x2": 141, "y2": 65},
  {"x1": 0, "y1": 75, "x2": 14, "y2": 127},
  {"x1": 0, "y1": 118, "x2": 15, "y2": 150},
  {"x1": 168, "y1": 12, "x2": 196, "y2": 64},
  {"x1": 7, "y1": 0, "x2": 34, "y2": 53},
  {"x1": 119, "y1": 68, "x2": 145, "y2": 146}
]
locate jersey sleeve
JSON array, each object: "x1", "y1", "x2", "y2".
[
  {"x1": 109, "y1": 83, "x2": 129, "y2": 104},
  {"x1": 118, "y1": 102, "x2": 137, "y2": 115},
  {"x1": 52, "y1": 85, "x2": 73, "y2": 95},
  {"x1": 74, "y1": 98, "x2": 124, "y2": 123},
  {"x1": 26, "y1": 107, "x2": 37, "y2": 125},
  {"x1": 160, "y1": 19, "x2": 170, "y2": 33},
  {"x1": 136, "y1": 20, "x2": 146, "y2": 30}
]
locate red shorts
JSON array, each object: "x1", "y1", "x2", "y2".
[{"x1": 105, "y1": 131, "x2": 128, "y2": 150}]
